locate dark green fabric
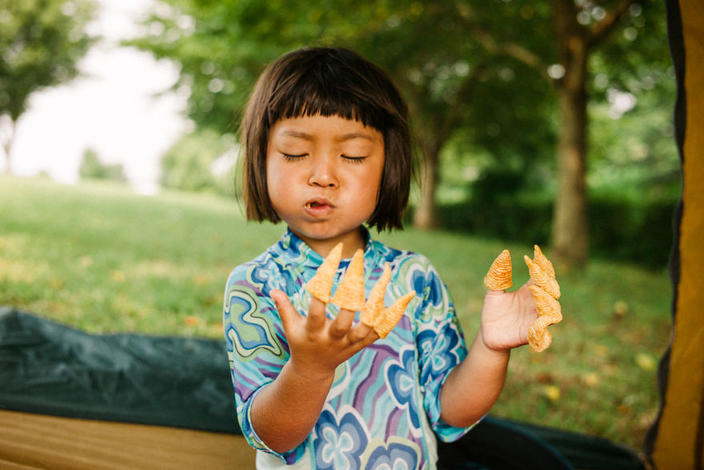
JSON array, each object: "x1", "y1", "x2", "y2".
[
  {"x1": 0, "y1": 307, "x2": 237, "y2": 433},
  {"x1": 0, "y1": 308, "x2": 644, "y2": 469}
]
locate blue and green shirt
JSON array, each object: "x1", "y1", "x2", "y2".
[{"x1": 223, "y1": 228, "x2": 473, "y2": 469}]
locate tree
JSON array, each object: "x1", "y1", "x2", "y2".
[
  {"x1": 78, "y1": 147, "x2": 126, "y2": 182},
  {"x1": 0, "y1": 0, "x2": 96, "y2": 173},
  {"x1": 131, "y1": 0, "x2": 554, "y2": 227},
  {"x1": 464, "y1": 0, "x2": 668, "y2": 268},
  {"x1": 132, "y1": 0, "x2": 670, "y2": 269},
  {"x1": 160, "y1": 128, "x2": 237, "y2": 195}
]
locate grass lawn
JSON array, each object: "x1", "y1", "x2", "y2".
[{"x1": 0, "y1": 175, "x2": 673, "y2": 451}]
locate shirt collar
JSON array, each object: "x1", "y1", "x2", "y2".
[{"x1": 277, "y1": 226, "x2": 372, "y2": 269}]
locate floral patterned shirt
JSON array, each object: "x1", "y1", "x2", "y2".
[{"x1": 223, "y1": 228, "x2": 473, "y2": 469}]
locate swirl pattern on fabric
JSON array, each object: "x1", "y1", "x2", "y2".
[{"x1": 223, "y1": 228, "x2": 474, "y2": 468}]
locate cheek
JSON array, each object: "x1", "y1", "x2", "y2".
[
  {"x1": 357, "y1": 163, "x2": 385, "y2": 207},
  {"x1": 265, "y1": 159, "x2": 286, "y2": 203}
]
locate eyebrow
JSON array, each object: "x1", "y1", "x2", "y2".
[{"x1": 279, "y1": 130, "x2": 375, "y2": 142}]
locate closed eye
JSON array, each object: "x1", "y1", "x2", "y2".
[
  {"x1": 342, "y1": 155, "x2": 367, "y2": 163},
  {"x1": 282, "y1": 153, "x2": 307, "y2": 161}
]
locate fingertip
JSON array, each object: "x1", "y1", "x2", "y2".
[{"x1": 270, "y1": 289, "x2": 284, "y2": 306}]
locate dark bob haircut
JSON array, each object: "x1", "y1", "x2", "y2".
[{"x1": 240, "y1": 46, "x2": 413, "y2": 231}]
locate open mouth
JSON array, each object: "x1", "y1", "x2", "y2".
[{"x1": 305, "y1": 199, "x2": 332, "y2": 209}]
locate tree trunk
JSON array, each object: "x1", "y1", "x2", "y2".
[
  {"x1": 2, "y1": 119, "x2": 15, "y2": 174},
  {"x1": 413, "y1": 140, "x2": 441, "y2": 229},
  {"x1": 552, "y1": 82, "x2": 589, "y2": 269},
  {"x1": 551, "y1": 1, "x2": 589, "y2": 270}
]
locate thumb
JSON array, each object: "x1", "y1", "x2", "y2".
[{"x1": 271, "y1": 289, "x2": 301, "y2": 335}]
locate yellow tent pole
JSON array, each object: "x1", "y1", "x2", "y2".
[{"x1": 646, "y1": 0, "x2": 704, "y2": 468}]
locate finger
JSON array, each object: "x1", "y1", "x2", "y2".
[
  {"x1": 271, "y1": 289, "x2": 302, "y2": 334},
  {"x1": 348, "y1": 321, "x2": 376, "y2": 344},
  {"x1": 305, "y1": 296, "x2": 327, "y2": 333},
  {"x1": 329, "y1": 307, "x2": 356, "y2": 339}
]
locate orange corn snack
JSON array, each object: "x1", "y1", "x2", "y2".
[
  {"x1": 331, "y1": 249, "x2": 366, "y2": 312},
  {"x1": 375, "y1": 291, "x2": 416, "y2": 339},
  {"x1": 360, "y1": 264, "x2": 391, "y2": 327},
  {"x1": 527, "y1": 285, "x2": 563, "y2": 352},
  {"x1": 533, "y1": 245, "x2": 556, "y2": 279},
  {"x1": 484, "y1": 249, "x2": 513, "y2": 291},
  {"x1": 305, "y1": 243, "x2": 343, "y2": 303},
  {"x1": 529, "y1": 285, "x2": 562, "y2": 324},
  {"x1": 528, "y1": 324, "x2": 552, "y2": 352},
  {"x1": 524, "y1": 255, "x2": 561, "y2": 299}
]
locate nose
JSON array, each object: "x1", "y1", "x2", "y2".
[{"x1": 307, "y1": 154, "x2": 339, "y2": 188}]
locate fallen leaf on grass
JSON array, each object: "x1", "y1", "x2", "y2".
[
  {"x1": 594, "y1": 345, "x2": 609, "y2": 358},
  {"x1": 184, "y1": 316, "x2": 201, "y2": 326},
  {"x1": 635, "y1": 353, "x2": 656, "y2": 371},
  {"x1": 535, "y1": 372, "x2": 554, "y2": 384},
  {"x1": 194, "y1": 274, "x2": 209, "y2": 286},
  {"x1": 541, "y1": 385, "x2": 561, "y2": 402},
  {"x1": 111, "y1": 270, "x2": 125, "y2": 282},
  {"x1": 583, "y1": 372, "x2": 599, "y2": 387},
  {"x1": 613, "y1": 301, "x2": 629, "y2": 317}
]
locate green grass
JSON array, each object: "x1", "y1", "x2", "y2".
[{"x1": 0, "y1": 175, "x2": 672, "y2": 451}]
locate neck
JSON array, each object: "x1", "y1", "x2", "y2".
[{"x1": 293, "y1": 227, "x2": 366, "y2": 259}]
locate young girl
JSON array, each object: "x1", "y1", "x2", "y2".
[{"x1": 223, "y1": 46, "x2": 538, "y2": 469}]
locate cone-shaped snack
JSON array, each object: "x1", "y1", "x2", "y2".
[
  {"x1": 305, "y1": 243, "x2": 343, "y2": 303},
  {"x1": 375, "y1": 291, "x2": 416, "y2": 339},
  {"x1": 524, "y1": 255, "x2": 561, "y2": 299},
  {"x1": 529, "y1": 285, "x2": 562, "y2": 324},
  {"x1": 331, "y1": 249, "x2": 366, "y2": 311},
  {"x1": 533, "y1": 245, "x2": 556, "y2": 279},
  {"x1": 360, "y1": 263, "x2": 391, "y2": 327},
  {"x1": 527, "y1": 285, "x2": 562, "y2": 352},
  {"x1": 484, "y1": 249, "x2": 513, "y2": 291},
  {"x1": 528, "y1": 325, "x2": 552, "y2": 352}
]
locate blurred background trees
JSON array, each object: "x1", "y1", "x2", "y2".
[
  {"x1": 0, "y1": 0, "x2": 97, "y2": 173},
  {"x1": 78, "y1": 147, "x2": 126, "y2": 182},
  {"x1": 128, "y1": 0, "x2": 676, "y2": 269}
]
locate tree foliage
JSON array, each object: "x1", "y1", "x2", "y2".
[
  {"x1": 132, "y1": 0, "x2": 674, "y2": 267},
  {"x1": 160, "y1": 128, "x2": 237, "y2": 196},
  {"x1": 79, "y1": 147, "x2": 126, "y2": 182},
  {"x1": 0, "y1": 0, "x2": 97, "y2": 170}
]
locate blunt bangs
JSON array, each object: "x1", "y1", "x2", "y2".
[{"x1": 265, "y1": 48, "x2": 397, "y2": 134}]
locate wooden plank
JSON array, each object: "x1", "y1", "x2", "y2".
[{"x1": 0, "y1": 409, "x2": 255, "y2": 469}]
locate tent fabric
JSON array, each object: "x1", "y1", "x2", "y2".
[
  {"x1": 0, "y1": 308, "x2": 644, "y2": 469},
  {"x1": 0, "y1": 306, "x2": 236, "y2": 434},
  {"x1": 644, "y1": 0, "x2": 704, "y2": 469}
]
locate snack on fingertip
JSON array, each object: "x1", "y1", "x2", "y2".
[
  {"x1": 374, "y1": 291, "x2": 416, "y2": 339},
  {"x1": 331, "y1": 249, "x2": 366, "y2": 311},
  {"x1": 484, "y1": 249, "x2": 513, "y2": 291},
  {"x1": 361, "y1": 263, "x2": 391, "y2": 327},
  {"x1": 524, "y1": 255, "x2": 561, "y2": 299},
  {"x1": 528, "y1": 324, "x2": 552, "y2": 352},
  {"x1": 305, "y1": 242, "x2": 343, "y2": 303},
  {"x1": 528, "y1": 285, "x2": 562, "y2": 324},
  {"x1": 533, "y1": 245, "x2": 556, "y2": 279},
  {"x1": 525, "y1": 248, "x2": 562, "y2": 352}
]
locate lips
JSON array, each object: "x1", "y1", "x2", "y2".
[
  {"x1": 305, "y1": 197, "x2": 334, "y2": 209},
  {"x1": 304, "y1": 197, "x2": 334, "y2": 216}
]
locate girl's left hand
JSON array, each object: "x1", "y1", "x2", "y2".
[{"x1": 479, "y1": 283, "x2": 537, "y2": 352}]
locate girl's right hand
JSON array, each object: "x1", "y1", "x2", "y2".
[{"x1": 270, "y1": 289, "x2": 378, "y2": 381}]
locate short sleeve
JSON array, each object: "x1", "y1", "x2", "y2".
[
  {"x1": 410, "y1": 257, "x2": 476, "y2": 442},
  {"x1": 223, "y1": 263, "x2": 306, "y2": 464}
]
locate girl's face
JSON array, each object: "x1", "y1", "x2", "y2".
[{"x1": 266, "y1": 114, "x2": 385, "y2": 257}]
